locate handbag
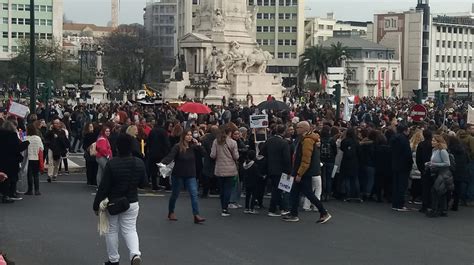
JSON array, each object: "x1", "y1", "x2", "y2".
[
  {"x1": 38, "y1": 150, "x2": 45, "y2": 173},
  {"x1": 106, "y1": 159, "x2": 136, "y2": 215}
]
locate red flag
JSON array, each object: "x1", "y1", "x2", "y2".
[
  {"x1": 385, "y1": 70, "x2": 390, "y2": 97},
  {"x1": 320, "y1": 74, "x2": 327, "y2": 91},
  {"x1": 377, "y1": 70, "x2": 382, "y2": 97}
]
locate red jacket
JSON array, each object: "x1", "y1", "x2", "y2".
[{"x1": 96, "y1": 136, "x2": 112, "y2": 159}]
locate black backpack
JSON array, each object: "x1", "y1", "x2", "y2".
[{"x1": 320, "y1": 139, "x2": 333, "y2": 160}]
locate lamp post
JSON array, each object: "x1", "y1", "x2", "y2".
[
  {"x1": 469, "y1": 58, "x2": 472, "y2": 101},
  {"x1": 29, "y1": 0, "x2": 36, "y2": 113},
  {"x1": 443, "y1": 68, "x2": 450, "y2": 94}
]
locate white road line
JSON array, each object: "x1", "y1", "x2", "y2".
[{"x1": 91, "y1": 193, "x2": 165, "y2": 197}]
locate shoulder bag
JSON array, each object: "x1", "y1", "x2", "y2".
[{"x1": 107, "y1": 159, "x2": 136, "y2": 215}]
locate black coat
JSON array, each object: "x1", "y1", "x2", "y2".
[
  {"x1": 45, "y1": 128, "x2": 69, "y2": 159},
  {"x1": 0, "y1": 128, "x2": 29, "y2": 181},
  {"x1": 390, "y1": 133, "x2": 413, "y2": 173},
  {"x1": 450, "y1": 145, "x2": 470, "y2": 182},
  {"x1": 261, "y1": 135, "x2": 291, "y2": 177},
  {"x1": 201, "y1": 133, "x2": 216, "y2": 177},
  {"x1": 147, "y1": 127, "x2": 171, "y2": 163},
  {"x1": 359, "y1": 139, "x2": 376, "y2": 167},
  {"x1": 243, "y1": 160, "x2": 261, "y2": 188},
  {"x1": 93, "y1": 156, "x2": 146, "y2": 211},
  {"x1": 340, "y1": 138, "x2": 360, "y2": 176},
  {"x1": 375, "y1": 144, "x2": 392, "y2": 177},
  {"x1": 161, "y1": 143, "x2": 206, "y2": 178},
  {"x1": 416, "y1": 139, "x2": 433, "y2": 175}
]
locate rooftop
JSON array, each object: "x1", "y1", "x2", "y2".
[
  {"x1": 321, "y1": 36, "x2": 392, "y2": 51},
  {"x1": 63, "y1": 23, "x2": 114, "y2": 32}
]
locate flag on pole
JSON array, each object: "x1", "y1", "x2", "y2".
[{"x1": 377, "y1": 70, "x2": 382, "y2": 97}]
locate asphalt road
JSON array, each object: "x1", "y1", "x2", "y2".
[{"x1": 1, "y1": 174, "x2": 474, "y2": 265}]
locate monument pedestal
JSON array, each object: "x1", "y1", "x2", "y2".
[
  {"x1": 230, "y1": 73, "x2": 283, "y2": 103},
  {"x1": 90, "y1": 84, "x2": 108, "y2": 103}
]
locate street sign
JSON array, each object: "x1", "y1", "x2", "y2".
[
  {"x1": 410, "y1": 104, "x2": 427, "y2": 122},
  {"x1": 327, "y1": 74, "x2": 344, "y2": 81},
  {"x1": 328, "y1": 67, "x2": 344, "y2": 74}
]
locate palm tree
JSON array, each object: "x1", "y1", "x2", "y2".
[
  {"x1": 326, "y1": 42, "x2": 351, "y2": 67},
  {"x1": 299, "y1": 45, "x2": 328, "y2": 84}
]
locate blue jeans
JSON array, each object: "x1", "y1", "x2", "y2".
[
  {"x1": 168, "y1": 176, "x2": 200, "y2": 215},
  {"x1": 365, "y1": 166, "x2": 375, "y2": 196},
  {"x1": 218, "y1": 177, "x2": 234, "y2": 210},
  {"x1": 322, "y1": 163, "x2": 334, "y2": 197}
]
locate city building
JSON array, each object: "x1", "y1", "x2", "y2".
[
  {"x1": 305, "y1": 13, "x2": 370, "y2": 47},
  {"x1": 144, "y1": 0, "x2": 177, "y2": 71},
  {"x1": 249, "y1": 0, "x2": 305, "y2": 75},
  {"x1": 0, "y1": 0, "x2": 63, "y2": 60},
  {"x1": 62, "y1": 23, "x2": 114, "y2": 59},
  {"x1": 322, "y1": 36, "x2": 402, "y2": 98},
  {"x1": 369, "y1": 0, "x2": 474, "y2": 97}
]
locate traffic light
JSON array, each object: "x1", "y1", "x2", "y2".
[{"x1": 412, "y1": 89, "x2": 422, "y2": 104}]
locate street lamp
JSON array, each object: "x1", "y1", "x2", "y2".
[
  {"x1": 443, "y1": 68, "x2": 450, "y2": 94},
  {"x1": 469, "y1": 58, "x2": 472, "y2": 101}
]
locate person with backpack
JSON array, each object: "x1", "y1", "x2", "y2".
[
  {"x1": 340, "y1": 128, "x2": 361, "y2": 202},
  {"x1": 319, "y1": 126, "x2": 337, "y2": 201}
]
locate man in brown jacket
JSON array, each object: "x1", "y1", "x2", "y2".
[{"x1": 283, "y1": 121, "x2": 332, "y2": 223}]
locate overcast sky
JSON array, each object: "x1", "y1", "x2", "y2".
[{"x1": 64, "y1": 0, "x2": 474, "y2": 26}]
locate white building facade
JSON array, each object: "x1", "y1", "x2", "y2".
[
  {"x1": 0, "y1": 0, "x2": 63, "y2": 60},
  {"x1": 322, "y1": 37, "x2": 402, "y2": 98}
]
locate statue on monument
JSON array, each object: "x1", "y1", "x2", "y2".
[
  {"x1": 243, "y1": 47, "x2": 273, "y2": 74},
  {"x1": 212, "y1": 8, "x2": 225, "y2": 31}
]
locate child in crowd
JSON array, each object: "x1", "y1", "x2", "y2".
[{"x1": 243, "y1": 150, "x2": 261, "y2": 214}]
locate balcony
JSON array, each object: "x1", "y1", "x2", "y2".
[
  {"x1": 391, "y1": 79, "x2": 400, "y2": 85},
  {"x1": 366, "y1": 80, "x2": 378, "y2": 86},
  {"x1": 347, "y1": 80, "x2": 361, "y2": 85}
]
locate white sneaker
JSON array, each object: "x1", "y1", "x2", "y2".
[
  {"x1": 302, "y1": 208, "x2": 312, "y2": 212},
  {"x1": 221, "y1": 210, "x2": 231, "y2": 217},
  {"x1": 244, "y1": 209, "x2": 251, "y2": 214},
  {"x1": 236, "y1": 204, "x2": 243, "y2": 208},
  {"x1": 280, "y1": 210, "x2": 290, "y2": 216},
  {"x1": 249, "y1": 210, "x2": 259, "y2": 214},
  {"x1": 228, "y1": 203, "x2": 239, "y2": 209},
  {"x1": 268, "y1": 212, "x2": 281, "y2": 217}
]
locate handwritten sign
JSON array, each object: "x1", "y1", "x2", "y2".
[
  {"x1": 468, "y1": 105, "x2": 474, "y2": 125},
  {"x1": 8, "y1": 101, "x2": 29, "y2": 118},
  {"x1": 278, "y1": 173, "x2": 294, "y2": 193},
  {"x1": 250, "y1": 115, "x2": 268, "y2": 129}
]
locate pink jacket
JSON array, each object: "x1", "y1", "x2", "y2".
[
  {"x1": 210, "y1": 137, "x2": 239, "y2": 177},
  {"x1": 96, "y1": 136, "x2": 112, "y2": 159}
]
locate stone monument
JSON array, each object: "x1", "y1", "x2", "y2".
[
  {"x1": 89, "y1": 46, "x2": 108, "y2": 103},
  {"x1": 164, "y1": 0, "x2": 283, "y2": 105}
]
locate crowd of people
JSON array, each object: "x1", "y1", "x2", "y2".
[{"x1": 1, "y1": 95, "x2": 473, "y2": 265}]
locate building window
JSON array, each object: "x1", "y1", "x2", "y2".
[
  {"x1": 318, "y1": 36, "x2": 324, "y2": 43},
  {"x1": 2, "y1": 46, "x2": 7, "y2": 52},
  {"x1": 285, "y1": 13, "x2": 291, "y2": 19},
  {"x1": 11, "y1": 32, "x2": 17, "y2": 38},
  {"x1": 47, "y1": 20, "x2": 52, "y2": 26},
  {"x1": 441, "y1": 56, "x2": 445, "y2": 62},
  {"x1": 436, "y1": 55, "x2": 439, "y2": 62},
  {"x1": 278, "y1": 26, "x2": 283, "y2": 32},
  {"x1": 291, "y1": 53, "x2": 297, "y2": 59},
  {"x1": 40, "y1": 5, "x2": 46, "y2": 12},
  {"x1": 18, "y1": 4, "x2": 24, "y2": 11},
  {"x1": 278, "y1": 39, "x2": 283, "y2": 45},
  {"x1": 435, "y1": 70, "x2": 439, "y2": 78},
  {"x1": 46, "y1": 33, "x2": 52, "y2": 40},
  {"x1": 269, "y1": 26, "x2": 275, "y2": 32},
  {"x1": 453, "y1": 56, "x2": 456, "y2": 63},
  {"x1": 279, "y1": 13, "x2": 284, "y2": 19},
  {"x1": 447, "y1": 56, "x2": 450, "y2": 63},
  {"x1": 284, "y1": 39, "x2": 291, "y2": 45},
  {"x1": 11, "y1": 46, "x2": 17, "y2": 52},
  {"x1": 442, "y1": 41, "x2": 445, "y2": 48},
  {"x1": 453, "y1": 41, "x2": 456, "y2": 48},
  {"x1": 257, "y1": 26, "x2": 262, "y2": 32},
  {"x1": 291, "y1": 39, "x2": 296, "y2": 45},
  {"x1": 2, "y1": 18, "x2": 7, "y2": 24},
  {"x1": 2, "y1": 3, "x2": 7, "y2": 10},
  {"x1": 458, "y1": 71, "x2": 462, "y2": 78},
  {"x1": 447, "y1": 41, "x2": 451, "y2": 48},
  {"x1": 464, "y1": 71, "x2": 467, "y2": 78},
  {"x1": 465, "y1": 42, "x2": 468, "y2": 49},
  {"x1": 327, "y1": 25, "x2": 333, "y2": 30},
  {"x1": 292, "y1": 27, "x2": 297, "y2": 32},
  {"x1": 11, "y1": 18, "x2": 17, "y2": 24},
  {"x1": 47, "y1": 5, "x2": 52, "y2": 12},
  {"x1": 278, "y1": 52, "x2": 283, "y2": 58},
  {"x1": 285, "y1": 26, "x2": 291, "y2": 32},
  {"x1": 257, "y1": 13, "x2": 262, "y2": 19},
  {"x1": 319, "y1": 24, "x2": 324, "y2": 30},
  {"x1": 2, "y1": 32, "x2": 7, "y2": 38}
]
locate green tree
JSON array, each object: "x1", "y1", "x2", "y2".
[
  {"x1": 326, "y1": 42, "x2": 351, "y2": 67},
  {"x1": 298, "y1": 45, "x2": 328, "y2": 84},
  {"x1": 101, "y1": 24, "x2": 162, "y2": 92}
]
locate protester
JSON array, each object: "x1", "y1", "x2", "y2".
[
  {"x1": 83, "y1": 122, "x2": 99, "y2": 186},
  {"x1": 261, "y1": 124, "x2": 291, "y2": 216},
  {"x1": 319, "y1": 125, "x2": 337, "y2": 201},
  {"x1": 210, "y1": 125, "x2": 239, "y2": 217},
  {"x1": 45, "y1": 118, "x2": 69, "y2": 182},
  {"x1": 146, "y1": 119, "x2": 171, "y2": 191},
  {"x1": 25, "y1": 124, "x2": 44, "y2": 196},
  {"x1": 284, "y1": 121, "x2": 331, "y2": 224},
  {"x1": 160, "y1": 129, "x2": 206, "y2": 224},
  {"x1": 425, "y1": 135, "x2": 453, "y2": 217},
  {"x1": 200, "y1": 125, "x2": 219, "y2": 198},
  {"x1": 447, "y1": 135, "x2": 469, "y2": 211},
  {"x1": 243, "y1": 150, "x2": 261, "y2": 214},
  {"x1": 390, "y1": 124, "x2": 413, "y2": 212},
  {"x1": 409, "y1": 129, "x2": 424, "y2": 204},
  {"x1": 416, "y1": 129, "x2": 434, "y2": 213},
  {"x1": 93, "y1": 134, "x2": 144, "y2": 265},
  {"x1": 96, "y1": 126, "x2": 112, "y2": 186},
  {"x1": 340, "y1": 127, "x2": 361, "y2": 202},
  {"x1": 0, "y1": 121, "x2": 29, "y2": 203}
]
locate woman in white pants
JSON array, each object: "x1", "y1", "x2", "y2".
[
  {"x1": 302, "y1": 175, "x2": 322, "y2": 211},
  {"x1": 93, "y1": 134, "x2": 145, "y2": 265}
]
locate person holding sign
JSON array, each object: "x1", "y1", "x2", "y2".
[{"x1": 284, "y1": 121, "x2": 332, "y2": 224}]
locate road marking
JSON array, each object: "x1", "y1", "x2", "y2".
[{"x1": 91, "y1": 193, "x2": 165, "y2": 197}]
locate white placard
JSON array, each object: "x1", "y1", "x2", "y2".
[
  {"x1": 93, "y1": 98, "x2": 101, "y2": 104},
  {"x1": 278, "y1": 173, "x2": 294, "y2": 193},
  {"x1": 468, "y1": 105, "x2": 474, "y2": 125},
  {"x1": 8, "y1": 101, "x2": 29, "y2": 118},
  {"x1": 250, "y1": 114, "x2": 268, "y2": 129}
]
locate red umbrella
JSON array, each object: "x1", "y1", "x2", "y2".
[{"x1": 179, "y1": 102, "x2": 212, "y2": 114}]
